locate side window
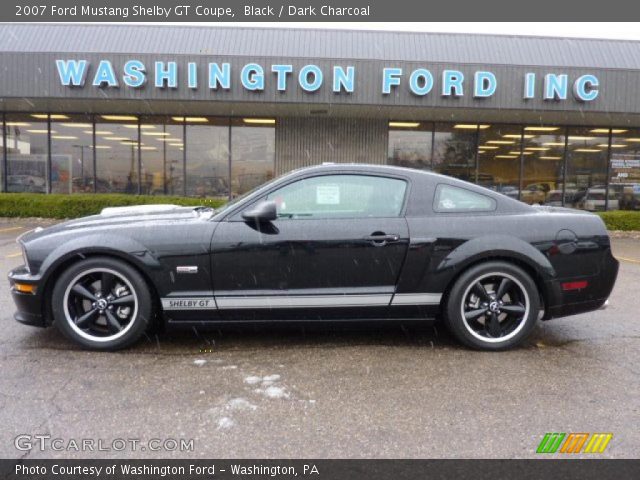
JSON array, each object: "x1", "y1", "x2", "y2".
[
  {"x1": 434, "y1": 184, "x2": 497, "y2": 212},
  {"x1": 266, "y1": 174, "x2": 407, "y2": 219}
]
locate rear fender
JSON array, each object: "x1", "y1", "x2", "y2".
[{"x1": 439, "y1": 235, "x2": 556, "y2": 280}]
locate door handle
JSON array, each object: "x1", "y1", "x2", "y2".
[{"x1": 364, "y1": 233, "x2": 400, "y2": 246}]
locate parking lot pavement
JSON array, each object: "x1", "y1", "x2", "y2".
[{"x1": 0, "y1": 219, "x2": 638, "y2": 459}]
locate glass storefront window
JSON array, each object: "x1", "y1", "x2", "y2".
[
  {"x1": 95, "y1": 115, "x2": 140, "y2": 194},
  {"x1": 5, "y1": 113, "x2": 49, "y2": 193},
  {"x1": 139, "y1": 116, "x2": 184, "y2": 195},
  {"x1": 521, "y1": 126, "x2": 566, "y2": 206},
  {"x1": 231, "y1": 118, "x2": 275, "y2": 198},
  {"x1": 0, "y1": 115, "x2": 4, "y2": 189},
  {"x1": 387, "y1": 122, "x2": 433, "y2": 170},
  {"x1": 477, "y1": 125, "x2": 522, "y2": 194},
  {"x1": 608, "y1": 129, "x2": 640, "y2": 211},
  {"x1": 566, "y1": 127, "x2": 609, "y2": 210},
  {"x1": 433, "y1": 123, "x2": 478, "y2": 182},
  {"x1": 185, "y1": 117, "x2": 229, "y2": 199},
  {"x1": 50, "y1": 114, "x2": 94, "y2": 193}
]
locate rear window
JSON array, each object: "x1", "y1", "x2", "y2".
[{"x1": 434, "y1": 184, "x2": 497, "y2": 212}]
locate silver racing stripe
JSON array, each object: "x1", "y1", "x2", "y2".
[
  {"x1": 216, "y1": 294, "x2": 392, "y2": 309},
  {"x1": 161, "y1": 293, "x2": 442, "y2": 310},
  {"x1": 391, "y1": 293, "x2": 442, "y2": 305}
]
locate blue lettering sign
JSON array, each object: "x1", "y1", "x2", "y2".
[
  {"x1": 123, "y1": 60, "x2": 146, "y2": 88},
  {"x1": 241, "y1": 63, "x2": 265, "y2": 91},
  {"x1": 442, "y1": 70, "x2": 464, "y2": 96},
  {"x1": 208, "y1": 63, "x2": 230, "y2": 90},
  {"x1": 409, "y1": 69, "x2": 433, "y2": 96},
  {"x1": 333, "y1": 66, "x2": 355, "y2": 93},
  {"x1": 299, "y1": 65, "x2": 323, "y2": 92},
  {"x1": 55, "y1": 59, "x2": 601, "y2": 105},
  {"x1": 188, "y1": 62, "x2": 198, "y2": 89},
  {"x1": 155, "y1": 61, "x2": 177, "y2": 88},
  {"x1": 382, "y1": 68, "x2": 402, "y2": 94},
  {"x1": 573, "y1": 74, "x2": 599, "y2": 102},
  {"x1": 92, "y1": 60, "x2": 118, "y2": 88},
  {"x1": 55, "y1": 59, "x2": 88, "y2": 87},
  {"x1": 524, "y1": 72, "x2": 536, "y2": 99},
  {"x1": 474, "y1": 71, "x2": 496, "y2": 98},
  {"x1": 544, "y1": 74, "x2": 568, "y2": 100},
  {"x1": 272, "y1": 65, "x2": 293, "y2": 91}
]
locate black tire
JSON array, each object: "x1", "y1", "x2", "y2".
[
  {"x1": 444, "y1": 261, "x2": 540, "y2": 351},
  {"x1": 51, "y1": 256, "x2": 153, "y2": 351}
]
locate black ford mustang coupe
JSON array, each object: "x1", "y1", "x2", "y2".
[{"x1": 9, "y1": 164, "x2": 618, "y2": 351}]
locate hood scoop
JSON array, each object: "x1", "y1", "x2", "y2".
[{"x1": 100, "y1": 204, "x2": 183, "y2": 216}]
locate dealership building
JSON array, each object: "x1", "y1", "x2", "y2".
[{"x1": 1, "y1": 24, "x2": 640, "y2": 209}]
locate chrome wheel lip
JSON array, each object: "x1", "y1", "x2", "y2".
[
  {"x1": 460, "y1": 271, "x2": 530, "y2": 344},
  {"x1": 62, "y1": 267, "x2": 138, "y2": 343}
]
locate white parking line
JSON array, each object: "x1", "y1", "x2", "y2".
[
  {"x1": 0, "y1": 226, "x2": 24, "y2": 233},
  {"x1": 617, "y1": 256, "x2": 640, "y2": 265}
]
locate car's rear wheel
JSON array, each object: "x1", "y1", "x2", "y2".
[
  {"x1": 51, "y1": 257, "x2": 153, "y2": 350},
  {"x1": 444, "y1": 261, "x2": 540, "y2": 351}
]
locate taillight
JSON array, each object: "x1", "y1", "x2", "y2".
[{"x1": 562, "y1": 281, "x2": 588, "y2": 291}]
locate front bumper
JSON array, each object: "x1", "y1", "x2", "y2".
[{"x1": 8, "y1": 266, "x2": 46, "y2": 327}]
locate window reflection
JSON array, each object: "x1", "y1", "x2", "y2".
[
  {"x1": 521, "y1": 126, "x2": 565, "y2": 205},
  {"x1": 566, "y1": 128, "x2": 609, "y2": 210},
  {"x1": 231, "y1": 119, "x2": 275, "y2": 197},
  {"x1": 139, "y1": 117, "x2": 184, "y2": 195},
  {"x1": 5, "y1": 113, "x2": 49, "y2": 193},
  {"x1": 608, "y1": 129, "x2": 640, "y2": 211},
  {"x1": 387, "y1": 122, "x2": 433, "y2": 170},
  {"x1": 477, "y1": 125, "x2": 521, "y2": 194},
  {"x1": 433, "y1": 123, "x2": 478, "y2": 182},
  {"x1": 185, "y1": 118, "x2": 229, "y2": 198},
  {"x1": 95, "y1": 116, "x2": 139, "y2": 193},
  {"x1": 50, "y1": 115, "x2": 93, "y2": 193}
]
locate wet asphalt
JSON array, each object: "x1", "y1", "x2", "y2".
[{"x1": 0, "y1": 219, "x2": 638, "y2": 459}]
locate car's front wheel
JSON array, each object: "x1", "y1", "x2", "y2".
[
  {"x1": 51, "y1": 257, "x2": 153, "y2": 350},
  {"x1": 444, "y1": 261, "x2": 540, "y2": 351}
]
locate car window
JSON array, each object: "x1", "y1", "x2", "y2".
[
  {"x1": 266, "y1": 174, "x2": 407, "y2": 219},
  {"x1": 434, "y1": 184, "x2": 497, "y2": 212}
]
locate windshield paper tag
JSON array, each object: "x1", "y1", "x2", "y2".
[{"x1": 316, "y1": 185, "x2": 340, "y2": 205}]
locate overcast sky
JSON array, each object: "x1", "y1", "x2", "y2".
[{"x1": 169, "y1": 22, "x2": 640, "y2": 41}]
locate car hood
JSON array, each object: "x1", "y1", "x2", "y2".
[{"x1": 20, "y1": 204, "x2": 216, "y2": 243}]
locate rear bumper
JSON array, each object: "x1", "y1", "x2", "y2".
[
  {"x1": 8, "y1": 266, "x2": 46, "y2": 327},
  {"x1": 544, "y1": 248, "x2": 618, "y2": 320}
]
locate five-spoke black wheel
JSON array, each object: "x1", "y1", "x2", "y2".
[
  {"x1": 444, "y1": 261, "x2": 540, "y2": 350},
  {"x1": 52, "y1": 257, "x2": 153, "y2": 350}
]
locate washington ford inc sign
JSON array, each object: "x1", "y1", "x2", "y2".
[{"x1": 55, "y1": 59, "x2": 600, "y2": 102}]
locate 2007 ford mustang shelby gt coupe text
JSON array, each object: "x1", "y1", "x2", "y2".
[{"x1": 9, "y1": 164, "x2": 618, "y2": 351}]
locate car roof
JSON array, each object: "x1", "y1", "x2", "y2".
[{"x1": 288, "y1": 163, "x2": 470, "y2": 184}]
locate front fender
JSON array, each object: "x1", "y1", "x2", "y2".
[{"x1": 34, "y1": 233, "x2": 162, "y2": 288}]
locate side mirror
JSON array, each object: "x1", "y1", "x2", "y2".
[{"x1": 242, "y1": 200, "x2": 278, "y2": 222}]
